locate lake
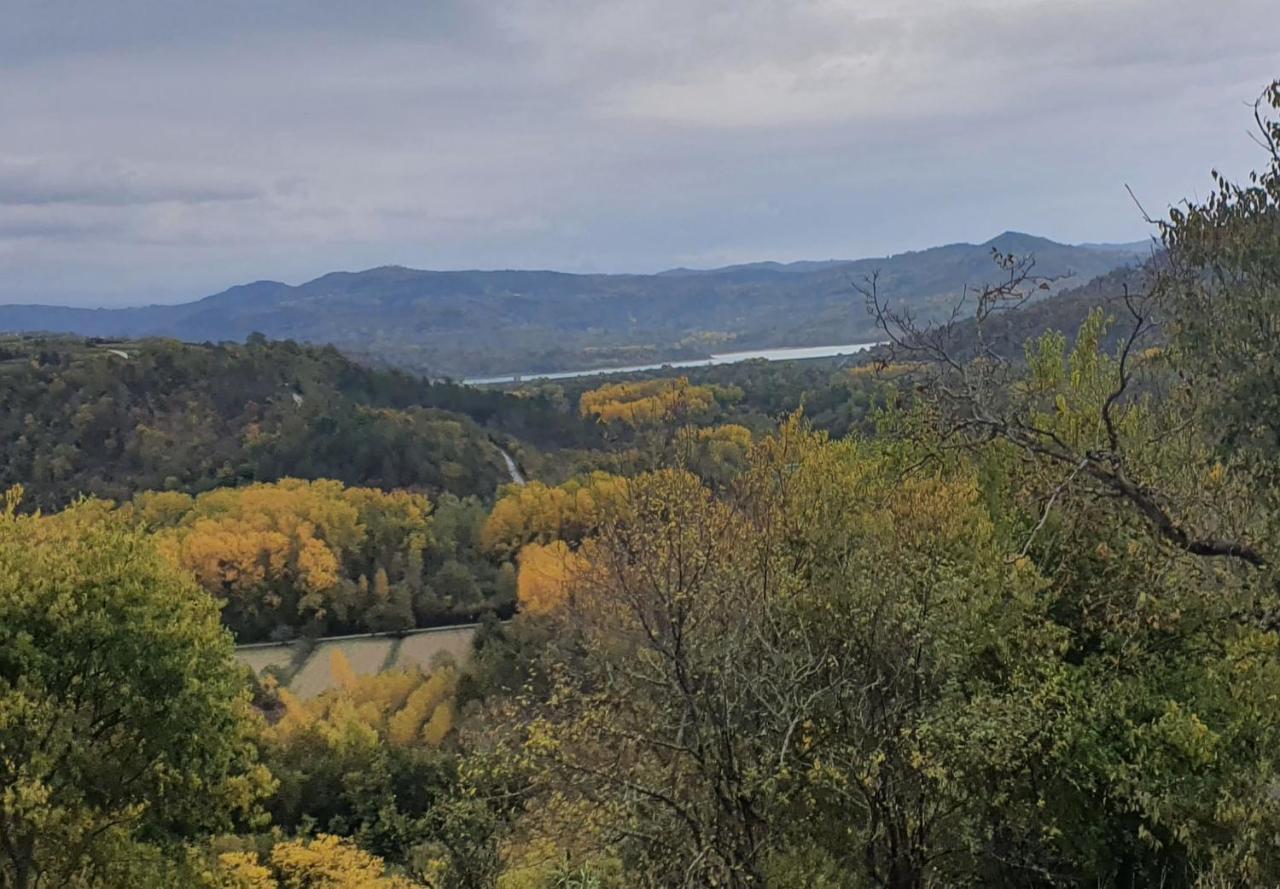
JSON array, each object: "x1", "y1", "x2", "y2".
[{"x1": 464, "y1": 340, "x2": 882, "y2": 386}]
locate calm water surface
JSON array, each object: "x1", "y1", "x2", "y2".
[{"x1": 464, "y1": 341, "x2": 881, "y2": 386}]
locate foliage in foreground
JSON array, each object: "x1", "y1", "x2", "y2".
[
  {"x1": 0, "y1": 491, "x2": 270, "y2": 889},
  {"x1": 515, "y1": 398, "x2": 1279, "y2": 887}
]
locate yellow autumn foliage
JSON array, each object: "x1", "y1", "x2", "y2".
[
  {"x1": 387, "y1": 669, "x2": 454, "y2": 746},
  {"x1": 207, "y1": 835, "x2": 420, "y2": 888},
  {"x1": 672, "y1": 423, "x2": 754, "y2": 480},
  {"x1": 330, "y1": 649, "x2": 358, "y2": 691},
  {"x1": 134, "y1": 478, "x2": 431, "y2": 632},
  {"x1": 268, "y1": 662, "x2": 459, "y2": 753},
  {"x1": 579, "y1": 377, "x2": 715, "y2": 426},
  {"x1": 481, "y1": 473, "x2": 626, "y2": 558},
  {"x1": 516, "y1": 540, "x2": 589, "y2": 616},
  {"x1": 693, "y1": 423, "x2": 752, "y2": 446},
  {"x1": 420, "y1": 699, "x2": 455, "y2": 746},
  {"x1": 211, "y1": 850, "x2": 277, "y2": 889}
]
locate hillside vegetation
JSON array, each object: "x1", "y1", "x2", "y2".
[{"x1": 0, "y1": 335, "x2": 598, "y2": 511}]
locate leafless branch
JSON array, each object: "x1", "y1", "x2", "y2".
[{"x1": 863, "y1": 248, "x2": 1267, "y2": 568}]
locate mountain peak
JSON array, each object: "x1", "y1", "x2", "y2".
[{"x1": 983, "y1": 231, "x2": 1060, "y2": 251}]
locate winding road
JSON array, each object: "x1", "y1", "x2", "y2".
[{"x1": 497, "y1": 446, "x2": 525, "y2": 486}]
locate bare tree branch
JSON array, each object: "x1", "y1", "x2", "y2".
[{"x1": 862, "y1": 249, "x2": 1267, "y2": 568}]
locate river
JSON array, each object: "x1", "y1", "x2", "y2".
[{"x1": 464, "y1": 341, "x2": 881, "y2": 386}]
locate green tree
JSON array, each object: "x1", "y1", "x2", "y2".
[
  {"x1": 0, "y1": 489, "x2": 269, "y2": 888},
  {"x1": 526, "y1": 467, "x2": 818, "y2": 888},
  {"x1": 1160, "y1": 80, "x2": 1280, "y2": 460}
]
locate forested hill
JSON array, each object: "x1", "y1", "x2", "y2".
[
  {"x1": 921, "y1": 262, "x2": 1163, "y2": 363},
  {"x1": 0, "y1": 232, "x2": 1147, "y2": 378},
  {"x1": 0, "y1": 335, "x2": 598, "y2": 510}
]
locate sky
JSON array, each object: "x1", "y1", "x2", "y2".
[{"x1": 1, "y1": 0, "x2": 1276, "y2": 307}]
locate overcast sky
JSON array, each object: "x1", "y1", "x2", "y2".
[{"x1": 2, "y1": 0, "x2": 1276, "y2": 306}]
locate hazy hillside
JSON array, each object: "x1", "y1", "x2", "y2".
[
  {"x1": 0, "y1": 232, "x2": 1148, "y2": 378},
  {"x1": 920, "y1": 262, "x2": 1162, "y2": 363}
]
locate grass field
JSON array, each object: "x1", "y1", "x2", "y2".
[
  {"x1": 236, "y1": 625, "x2": 482, "y2": 698},
  {"x1": 393, "y1": 627, "x2": 476, "y2": 671},
  {"x1": 286, "y1": 637, "x2": 395, "y2": 698},
  {"x1": 236, "y1": 644, "x2": 294, "y2": 676}
]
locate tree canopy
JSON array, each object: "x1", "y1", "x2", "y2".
[{"x1": 0, "y1": 490, "x2": 268, "y2": 889}]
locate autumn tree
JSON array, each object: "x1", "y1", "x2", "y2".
[
  {"x1": 514, "y1": 392, "x2": 1280, "y2": 887},
  {"x1": 205, "y1": 834, "x2": 419, "y2": 888},
  {"x1": 578, "y1": 378, "x2": 715, "y2": 428},
  {"x1": 850, "y1": 107, "x2": 1280, "y2": 876},
  {"x1": 135, "y1": 478, "x2": 432, "y2": 640},
  {"x1": 515, "y1": 540, "x2": 589, "y2": 616},
  {"x1": 481, "y1": 474, "x2": 625, "y2": 560},
  {"x1": 259, "y1": 662, "x2": 520, "y2": 888},
  {"x1": 524, "y1": 467, "x2": 817, "y2": 888},
  {"x1": 862, "y1": 82, "x2": 1280, "y2": 573},
  {"x1": 741, "y1": 424, "x2": 1068, "y2": 887},
  {"x1": 672, "y1": 423, "x2": 753, "y2": 486}
]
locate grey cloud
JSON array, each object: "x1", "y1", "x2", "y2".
[
  {"x1": 0, "y1": 0, "x2": 484, "y2": 67},
  {"x1": 0, "y1": 213, "x2": 114, "y2": 241},
  {"x1": 0, "y1": 158, "x2": 263, "y2": 207},
  {"x1": 0, "y1": 0, "x2": 1276, "y2": 307}
]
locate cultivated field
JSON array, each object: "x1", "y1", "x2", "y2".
[
  {"x1": 393, "y1": 626, "x2": 476, "y2": 671},
  {"x1": 287, "y1": 637, "x2": 395, "y2": 698},
  {"x1": 236, "y1": 644, "x2": 294, "y2": 677},
  {"x1": 236, "y1": 625, "x2": 481, "y2": 698}
]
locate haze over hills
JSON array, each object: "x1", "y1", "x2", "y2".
[{"x1": 0, "y1": 231, "x2": 1150, "y2": 378}]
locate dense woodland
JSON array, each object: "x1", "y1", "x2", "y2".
[
  {"x1": 2, "y1": 81, "x2": 1280, "y2": 889},
  {"x1": 0, "y1": 334, "x2": 607, "y2": 510}
]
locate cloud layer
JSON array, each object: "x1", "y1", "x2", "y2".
[{"x1": 2, "y1": 0, "x2": 1276, "y2": 305}]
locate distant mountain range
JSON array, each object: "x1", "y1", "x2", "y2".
[{"x1": 0, "y1": 232, "x2": 1152, "y2": 378}]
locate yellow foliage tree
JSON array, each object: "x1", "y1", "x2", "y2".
[
  {"x1": 267, "y1": 664, "x2": 459, "y2": 752},
  {"x1": 672, "y1": 423, "x2": 754, "y2": 482},
  {"x1": 134, "y1": 478, "x2": 431, "y2": 638},
  {"x1": 330, "y1": 649, "x2": 358, "y2": 691},
  {"x1": 386, "y1": 669, "x2": 454, "y2": 747},
  {"x1": 481, "y1": 473, "x2": 625, "y2": 558},
  {"x1": 579, "y1": 377, "x2": 715, "y2": 427},
  {"x1": 268, "y1": 835, "x2": 402, "y2": 888},
  {"x1": 420, "y1": 700, "x2": 455, "y2": 747},
  {"x1": 694, "y1": 423, "x2": 752, "y2": 447},
  {"x1": 210, "y1": 851, "x2": 277, "y2": 889},
  {"x1": 207, "y1": 835, "x2": 419, "y2": 888},
  {"x1": 516, "y1": 540, "x2": 589, "y2": 616}
]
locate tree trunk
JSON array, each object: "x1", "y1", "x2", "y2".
[{"x1": 886, "y1": 857, "x2": 923, "y2": 889}]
